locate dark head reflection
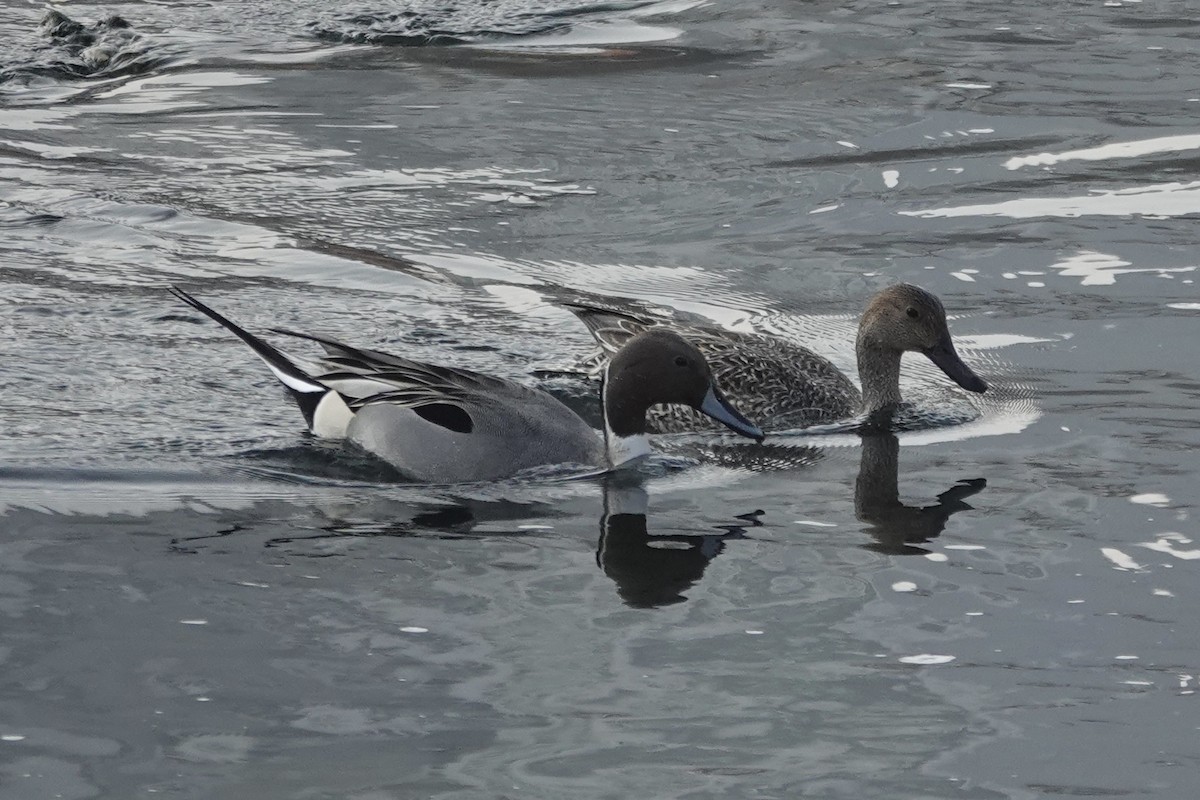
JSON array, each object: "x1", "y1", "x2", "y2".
[
  {"x1": 597, "y1": 475, "x2": 762, "y2": 608},
  {"x1": 855, "y1": 432, "x2": 986, "y2": 555}
]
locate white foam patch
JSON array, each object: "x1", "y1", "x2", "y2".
[
  {"x1": 892, "y1": 581, "x2": 918, "y2": 592},
  {"x1": 925, "y1": 553, "x2": 949, "y2": 562},
  {"x1": 944, "y1": 544, "x2": 986, "y2": 550},
  {"x1": 1154, "y1": 589, "x2": 1174, "y2": 597},
  {"x1": 744, "y1": 629, "x2": 764, "y2": 635},
  {"x1": 1139, "y1": 533, "x2": 1200, "y2": 560},
  {"x1": 774, "y1": 400, "x2": 1042, "y2": 449},
  {"x1": 1, "y1": 735, "x2": 26, "y2": 742},
  {"x1": 950, "y1": 272, "x2": 976, "y2": 282},
  {"x1": 945, "y1": 82, "x2": 990, "y2": 89},
  {"x1": 882, "y1": 170, "x2": 900, "y2": 188},
  {"x1": 899, "y1": 182, "x2": 1200, "y2": 220},
  {"x1": 794, "y1": 520, "x2": 837, "y2": 527},
  {"x1": 1168, "y1": 302, "x2": 1200, "y2": 310},
  {"x1": 1123, "y1": 680, "x2": 1154, "y2": 686},
  {"x1": 1005, "y1": 134, "x2": 1200, "y2": 170},
  {"x1": 1115, "y1": 655, "x2": 1139, "y2": 660},
  {"x1": 899, "y1": 654, "x2": 956, "y2": 664},
  {"x1": 180, "y1": 619, "x2": 208, "y2": 625},
  {"x1": 1101, "y1": 548, "x2": 1144, "y2": 570},
  {"x1": 1050, "y1": 251, "x2": 1196, "y2": 286},
  {"x1": 965, "y1": 611, "x2": 984, "y2": 616},
  {"x1": 400, "y1": 626, "x2": 428, "y2": 634},
  {"x1": 892, "y1": 405, "x2": 1042, "y2": 445},
  {"x1": 954, "y1": 333, "x2": 1059, "y2": 349},
  {"x1": 810, "y1": 204, "x2": 840, "y2": 214},
  {"x1": 1130, "y1": 492, "x2": 1171, "y2": 506}
]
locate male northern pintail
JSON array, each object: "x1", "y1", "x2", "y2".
[
  {"x1": 562, "y1": 284, "x2": 988, "y2": 432},
  {"x1": 168, "y1": 288, "x2": 764, "y2": 482}
]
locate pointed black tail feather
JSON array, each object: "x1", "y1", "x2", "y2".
[
  {"x1": 267, "y1": 326, "x2": 410, "y2": 367},
  {"x1": 168, "y1": 287, "x2": 331, "y2": 430}
]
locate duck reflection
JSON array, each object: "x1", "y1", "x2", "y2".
[
  {"x1": 855, "y1": 431, "x2": 986, "y2": 555},
  {"x1": 168, "y1": 496, "x2": 561, "y2": 554},
  {"x1": 596, "y1": 474, "x2": 762, "y2": 608}
]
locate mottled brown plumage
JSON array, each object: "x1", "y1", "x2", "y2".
[{"x1": 563, "y1": 284, "x2": 987, "y2": 433}]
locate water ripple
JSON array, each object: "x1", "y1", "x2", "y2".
[{"x1": 308, "y1": 0, "x2": 703, "y2": 48}]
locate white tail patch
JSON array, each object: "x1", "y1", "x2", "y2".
[{"x1": 311, "y1": 392, "x2": 354, "y2": 439}]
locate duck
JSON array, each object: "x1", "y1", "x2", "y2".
[
  {"x1": 560, "y1": 284, "x2": 988, "y2": 432},
  {"x1": 167, "y1": 287, "x2": 764, "y2": 483}
]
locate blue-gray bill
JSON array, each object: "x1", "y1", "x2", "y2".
[
  {"x1": 699, "y1": 386, "x2": 766, "y2": 442},
  {"x1": 923, "y1": 334, "x2": 988, "y2": 394}
]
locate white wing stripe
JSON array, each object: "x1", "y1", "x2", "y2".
[
  {"x1": 265, "y1": 362, "x2": 325, "y2": 395},
  {"x1": 322, "y1": 377, "x2": 402, "y2": 398}
]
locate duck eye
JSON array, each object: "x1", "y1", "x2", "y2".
[
  {"x1": 674, "y1": 356, "x2": 689, "y2": 367},
  {"x1": 906, "y1": 307, "x2": 919, "y2": 319}
]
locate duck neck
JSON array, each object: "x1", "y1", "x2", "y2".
[
  {"x1": 601, "y1": 366, "x2": 652, "y2": 469},
  {"x1": 855, "y1": 331, "x2": 904, "y2": 414}
]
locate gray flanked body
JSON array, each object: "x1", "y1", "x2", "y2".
[
  {"x1": 167, "y1": 288, "x2": 763, "y2": 484},
  {"x1": 345, "y1": 381, "x2": 602, "y2": 483},
  {"x1": 564, "y1": 284, "x2": 987, "y2": 433}
]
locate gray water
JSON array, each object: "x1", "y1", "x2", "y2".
[{"x1": 2, "y1": 1, "x2": 1198, "y2": 797}]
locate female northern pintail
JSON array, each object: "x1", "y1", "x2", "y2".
[
  {"x1": 168, "y1": 288, "x2": 763, "y2": 483},
  {"x1": 562, "y1": 284, "x2": 988, "y2": 432}
]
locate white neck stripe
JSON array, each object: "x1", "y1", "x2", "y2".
[{"x1": 600, "y1": 364, "x2": 651, "y2": 469}]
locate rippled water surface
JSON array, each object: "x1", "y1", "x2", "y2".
[{"x1": 2, "y1": 0, "x2": 1199, "y2": 797}]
